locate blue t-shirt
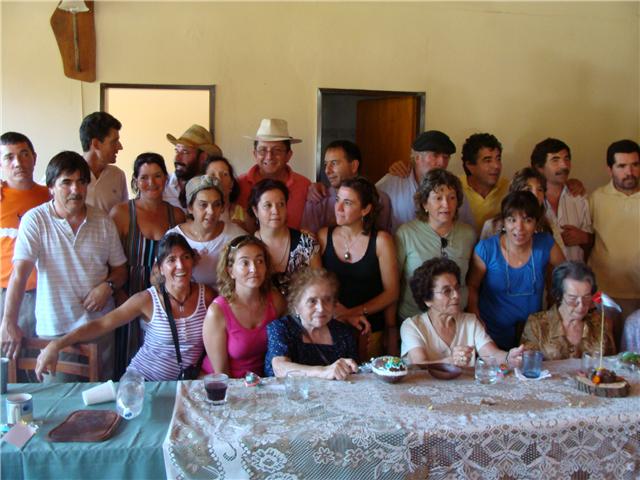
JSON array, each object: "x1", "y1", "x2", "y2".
[
  {"x1": 475, "y1": 233, "x2": 554, "y2": 350},
  {"x1": 264, "y1": 316, "x2": 358, "y2": 377}
]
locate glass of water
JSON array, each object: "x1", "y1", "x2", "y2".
[
  {"x1": 475, "y1": 356, "x2": 499, "y2": 384},
  {"x1": 285, "y1": 370, "x2": 309, "y2": 402}
]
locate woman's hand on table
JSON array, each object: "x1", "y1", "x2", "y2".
[
  {"x1": 506, "y1": 345, "x2": 524, "y2": 367},
  {"x1": 35, "y1": 343, "x2": 60, "y2": 381},
  {"x1": 450, "y1": 346, "x2": 474, "y2": 367},
  {"x1": 321, "y1": 358, "x2": 358, "y2": 380}
]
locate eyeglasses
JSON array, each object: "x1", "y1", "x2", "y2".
[
  {"x1": 563, "y1": 294, "x2": 592, "y2": 307},
  {"x1": 255, "y1": 147, "x2": 287, "y2": 157},
  {"x1": 440, "y1": 237, "x2": 448, "y2": 259},
  {"x1": 433, "y1": 285, "x2": 461, "y2": 298}
]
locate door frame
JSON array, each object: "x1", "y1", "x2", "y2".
[{"x1": 316, "y1": 88, "x2": 426, "y2": 181}]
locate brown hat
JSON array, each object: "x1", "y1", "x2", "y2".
[
  {"x1": 244, "y1": 118, "x2": 302, "y2": 144},
  {"x1": 167, "y1": 124, "x2": 223, "y2": 157},
  {"x1": 184, "y1": 175, "x2": 224, "y2": 205}
]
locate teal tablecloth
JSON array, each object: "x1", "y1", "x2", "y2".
[{"x1": 1, "y1": 381, "x2": 177, "y2": 480}]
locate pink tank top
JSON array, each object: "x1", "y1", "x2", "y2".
[{"x1": 202, "y1": 293, "x2": 277, "y2": 378}]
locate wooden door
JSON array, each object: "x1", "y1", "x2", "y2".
[{"x1": 355, "y1": 96, "x2": 419, "y2": 184}]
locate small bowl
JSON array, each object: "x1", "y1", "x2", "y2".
[
  {"x1": 371, "y1": 356, "x2": 408, "y2": 384},
  {"x1": 427, "y1": 363, "x2": 462, "y2": 380}
]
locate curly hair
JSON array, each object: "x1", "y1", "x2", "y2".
[
  {"x1": 410, "y1": 258, "x2": 461, "y2": 311},
  {"x1": 413, "y1": 168, "x2": 463, "y2": 222},
  {"x1": 530, "y1": 138, "x2": 571, "y2": 170},
  {"x1": 461, "y1": 133, "x2": 502, "y2": 176},
  {"x1": 216, "y1": 235, "x2": 272, "y2": 301},
  {"x1": 338, "y1": 176, "x2": 380, "y2": 235},
  {"x1": 286, "y1": 267, "x2": 339, "y2": 315}
]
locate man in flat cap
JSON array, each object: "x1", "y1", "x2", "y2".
[
  {"x1": 165, "y1": 124, "x2": 222, "y2": 211},
  {"x1": 237, "y1": 118, "x2": 311, "y2": 229}
]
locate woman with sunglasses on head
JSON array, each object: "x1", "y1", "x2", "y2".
[
  {"x1": 401, "y1": 258, "x2": 523, "y2": 367},
  {"x1": 167, "y1": 175, "x2": 246, "y2": 290},
  {"x1": 467, "y1": 191, "x2": 566, "y2": 351},
  {"x1": 318, "y1": 176, "x2": 399, "y2": 358},
  {"x1": 35, "y1": 233, "x2": 215, "y2": 381},
  {"x1": 396, "y1": 169, "x2": 476, "y2": 327},
  {"x1": 202, "y1": 235, "x2": 286, "y2": 378},
  {"x1": 521, "y1": 261, "x2": 614, "y2": 360}
]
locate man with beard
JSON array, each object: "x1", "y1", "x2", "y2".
[
  {"x1": 80, "y1": 112, "x2": 128, "y2": 213},
  {"x1": 165, "y1": 125, "x2": 223, "y2": 211},
  {"x1": 589, "y1": 139, "x2": 640, "y2": 347},
  {"x1": 531, "y1": 138, "x2": 592, "y2": 261},
  {"x1": 0, "y1": 152, "x2": 127, "y2": 379}
]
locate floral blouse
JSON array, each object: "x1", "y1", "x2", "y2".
[{"x1": 271, "y1": 228, "x2": 319, "y2": 297}]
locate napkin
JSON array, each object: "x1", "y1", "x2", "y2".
[{"x1": 514, "y1": 368, "x2": 551, "y2": 381}]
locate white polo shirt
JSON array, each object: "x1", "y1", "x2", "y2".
[
  {"x1": 13, "y1": 202, "x2": 127, "y2": 336},
  {"x1": 86, "y1": 164, "x2": 128, "y2": 214}
]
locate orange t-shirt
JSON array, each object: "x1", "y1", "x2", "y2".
[{"x1": 0, "y1": 184, "x2": 50, "y2": 289}]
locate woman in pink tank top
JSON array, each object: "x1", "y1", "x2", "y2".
[{"x1": 202, "y1": 235, "x2": 286, "y2": 378}]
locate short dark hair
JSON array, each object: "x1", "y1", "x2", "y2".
[
  {"x1": 413, "y1": 168, "x2": 463, "y2": 222},
  {"x1": 131, "y1": 152, "x2": 168, "y2": 195},
  {"x1": 339, "y1": 176, "x2": 380, "y2": 235},
  {"x1": 156, "y1": 232, "x2": 197, "y2": 267},
  {"x1": 204, "y1": 156, "x2": 241, "y2": 203},
  {"x1": 530, "y1": 138, "x2": 571, "y2": 169},
  {"x1": 1, "y1": 132, "x2": 35, "y2": 154},
  {"x1": 324, "y1": 140, "x2": 362, "y2": 167},
  {"x1": 253, "y1": 140, "x2": 291, "y2": 152},
  {"x1": 606, "y1": 139, "x2": 640, "y2": 167},
  {"x1": 79, "y1": 112, "x2": 122, "y2": 152},
  {"x1": 500, "y1": 190, "x2": 544, "y2": 223},
  {"x1": 247, "y1": 179, "x2": 289, "y2": 221},
  {"x1": 551, "y1": 261, "x2": 597, "y2": 304},
  {"x1": 461, "y1": 133, "x2": 502, "y2": 176},
  {"x1": 410, "y1": 257, "x2": 461, "y2": 311},
  {"x1": 510, "y1": 167, "x2": 547, "y2": 195},
  {"x1": 45, "y1": 151, "x2": 91, "y2": 188}
]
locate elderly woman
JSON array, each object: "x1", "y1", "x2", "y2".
[
  {"x1": 468, "y1": 191, "x2": 565, "y2": 350},
  {"x1": 401, "y1": 257, "x2": 523, "y2": 367},
  {"x1": 202, "y1": 235, "x2": 286, "y2": 378},
  {"x1": 396, "y1": 168, "x2": 476, "y2": 322},
  {"x1": 319, "y1": 176, "x2": 399, "y2": 357},
  {"x1": 521, "y1": 261, "x2": 615, "y2": 359},
  {"x1": 168, "y1": 175, "x2": 246, "y2": 289},
  {"x1": 35, "y1": 233, "x2": 215, "y2": 381},
  {"x1": 265, "y1": 267, "x2": 358, "y2": 380},
  {"x1": 249, "y1": 179, "x2": 321, "y2": 297},
  {"x1": 110, "y1": 153, "x2": 186, "y2": 377},
  {"x1": 204, "y1": 156, "x2": 247, "y2": 228}
]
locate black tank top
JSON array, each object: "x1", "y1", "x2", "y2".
[{"x1": 322, "y1": 226, "x2": 385, "y2": 332}]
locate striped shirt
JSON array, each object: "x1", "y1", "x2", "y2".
[
  {"x1": 13, "y1": 201, "x2": 127, "y2": 336},
  {"x1": 128, "y1": 284, "x2": 207, "y2": 381}
]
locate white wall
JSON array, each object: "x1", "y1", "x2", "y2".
[{"x1": 2, "y1": 1, "x2": 638, "y2": 191}]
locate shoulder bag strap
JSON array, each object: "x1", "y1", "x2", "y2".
[{"x1": 160, "y1": 284, "x2": 184, "y2": 370}]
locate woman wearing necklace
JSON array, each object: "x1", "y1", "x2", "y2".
[
  {"x1": 467, "y1": 191, "x2": 565, "y2": 350},
  {"x1": 396, "y1": 169, "x2": 476, "y2": 324},
  {"x1": 202, "y1": 235, "x2": 286, "y2": 378},
  {"x1": 318, "y1": 176, "x2": 399, "y2": 358},
  {"x1": 265, "y1": 267, "x2": 359, "y2": 379},
  {"x1": 248, "y1": 179, "x2": 321, "y2": 297},
  {"x1": 401, "y1": 258, "x2": 523, "y2": 367},
  {"x1": 167, "y1": 175, "x2": 246, "y2": 289},
  {"x1": 35, "y1": 233, "x2": 215, "y2": 381}
]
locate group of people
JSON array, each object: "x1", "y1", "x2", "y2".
[{"x1": 0, "y1": 112, "x2": 638, "y2": 383}]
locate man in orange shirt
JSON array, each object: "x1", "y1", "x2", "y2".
[{"x1": 0, "y1": 132, "x2": 50, "y2": 340}]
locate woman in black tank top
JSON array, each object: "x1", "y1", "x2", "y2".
[{"x1": 318, "y1": 176, "x2": 400, "y2": 359}]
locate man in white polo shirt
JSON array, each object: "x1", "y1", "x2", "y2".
[{"x1": 1, "y1": 151, "x2": 127, "y2": 379}]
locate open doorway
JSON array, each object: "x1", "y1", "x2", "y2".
[{"x1": 316, "y1": 88, "x2": 425, "y2": 184}]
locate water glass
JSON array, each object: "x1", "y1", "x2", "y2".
[
  {"x1": 285, "y1": 370, "x2": 309, "y2": 401},
  {"x1": 581, "y1": 350, "x2": 600, "y2": 373},
  {"x1": 204, "y1": 373, "x2": 229, "y2": 405},
  {"x1": 475, "y1": 356, "x2": 499, "y2": 384},
  {"x1": 522, "y1": 350, "x2": 543, "y2": 379}
]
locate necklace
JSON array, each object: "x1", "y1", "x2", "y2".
[
  {"x1": 342, "y1": 229, "x2": 360, "y2": 261},
  {"x1": 166, "y1": 284, "x2": 191, "y2": 313},
  {"x1": 257, "y1": 231, "x2": 290, "y2": 270}
]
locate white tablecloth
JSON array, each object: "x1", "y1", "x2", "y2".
[{"x1": 162, "y1": 360, "x2": 640, "y2": 479}]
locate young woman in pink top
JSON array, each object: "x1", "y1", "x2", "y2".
[{"x1": 202, "y1": 235, "x2": 286, "y2": 378}]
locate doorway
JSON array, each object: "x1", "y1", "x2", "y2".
[{"x1": 316, "y1": 88, "x2": 425, "y2": 184}]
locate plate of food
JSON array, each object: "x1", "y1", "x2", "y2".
[{"x1": 371, "y1": 356, "x2": 408, "y2": 383}]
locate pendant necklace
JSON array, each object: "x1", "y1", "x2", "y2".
[
  {"x1": 343, "y1": 229, "x2": 359, "y2": 261},
  {"x1": 167, "y1": 284, "x2": 191, "y2": 314}
]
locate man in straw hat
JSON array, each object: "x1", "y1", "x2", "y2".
[
  {"x1": 165, "y1": 124, "x2": 223, "y2": 211},
  {"x1": 237, "y1": 118, "x2": 311, "y2": 229}
]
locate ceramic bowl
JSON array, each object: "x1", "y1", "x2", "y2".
[{"x1": 427, "y1": 363, "x2": 462, "y2": 380}]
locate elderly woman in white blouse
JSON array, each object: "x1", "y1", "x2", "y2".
[{"x1": 400, "y1": 257, "x2": 523, "y2": 367}]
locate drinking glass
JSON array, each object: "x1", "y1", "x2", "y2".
[
  {"x1": 475, "y1": 356, "x2": 499, "y2": 384},
  {"x1": 522, "y1": 350, "x2": 543, "y2": 379},
  {"x1": 285, "y1": 370, "x2": 309, "y2": 402},
  {"x1": 204, "y1": 373, "x2": 229, "y2": 405}
]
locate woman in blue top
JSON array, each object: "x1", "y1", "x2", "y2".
[
  {"x1": 265, "y1": 267, "x2": 358, "y2": 380},
  {"x1": 467, "y1": 191, "x2": 565, "y2": 350}
]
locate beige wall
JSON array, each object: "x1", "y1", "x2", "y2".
[{"x1": 2, "y1": 1, "x2": 638, "y2": 192}]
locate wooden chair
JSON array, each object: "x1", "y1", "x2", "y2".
[{"x1": 8, "y1": 338, "x2": 99, "y2": 383}]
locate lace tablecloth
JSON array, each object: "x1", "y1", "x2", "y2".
[{"x1": 162, "y1": 360, "x2": 640, "y2": 479}]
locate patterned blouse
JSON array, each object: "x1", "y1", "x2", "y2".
[
  {"x1": 271, "y1": 228, "x2": 319, "y2": 297},
  {"x1": 521, "y1": 305, "x2": 615, "y2": 360}
]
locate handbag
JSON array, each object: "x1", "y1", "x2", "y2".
[{"x1": 160, "y1": 285, "x2": 200, "y2": 380}]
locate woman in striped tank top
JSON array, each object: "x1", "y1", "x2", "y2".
[{"x1": 35, "y1": 233, "x2": 215, "y2": 381}]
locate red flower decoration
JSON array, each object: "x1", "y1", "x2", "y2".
[{"x1": 592, "y1": 291, "x2": 602, "y2": 304}]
